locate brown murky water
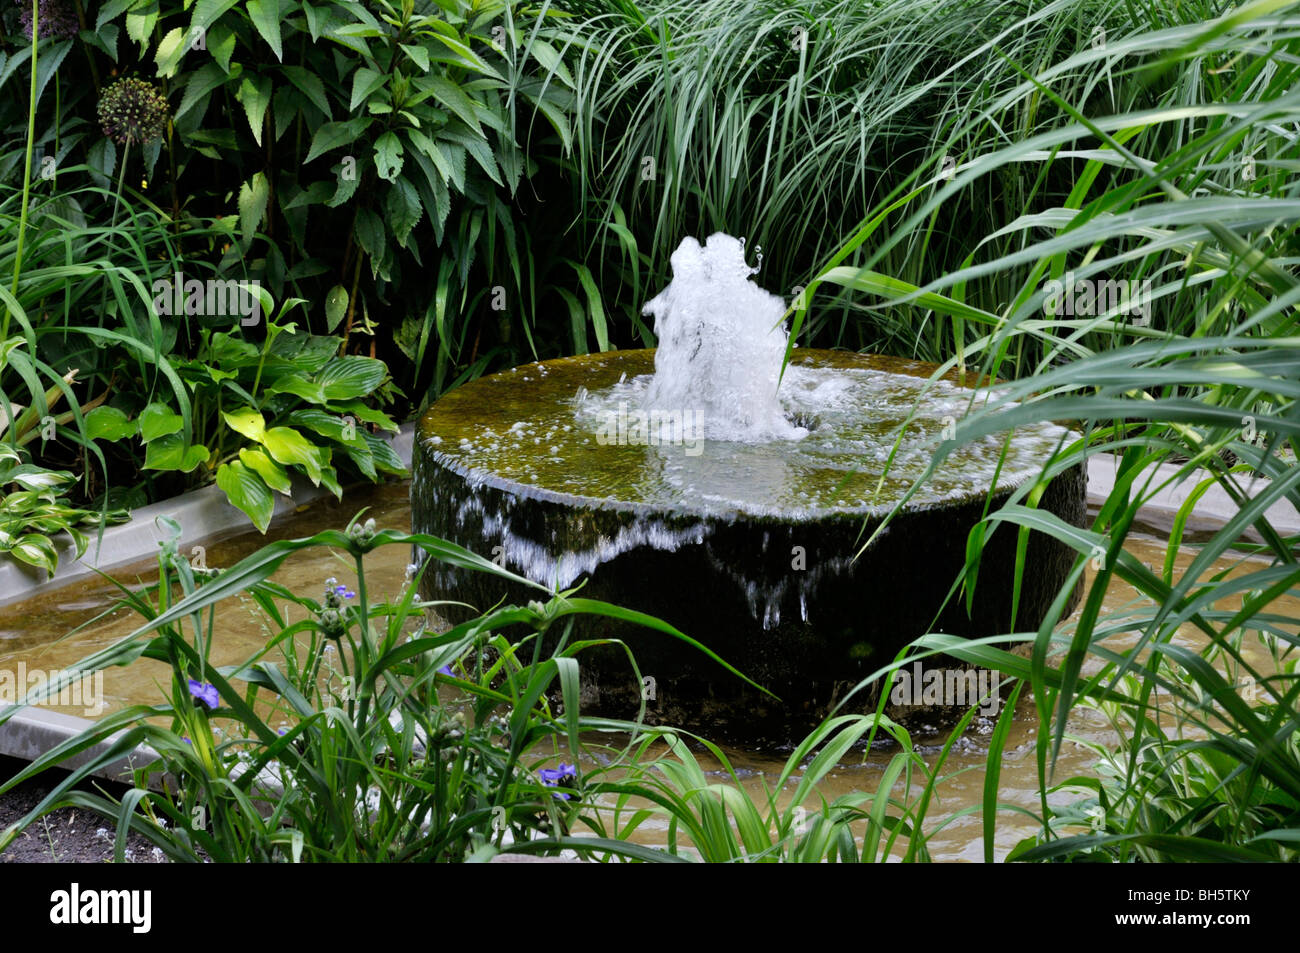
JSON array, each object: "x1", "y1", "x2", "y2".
[{"x1": 1, "y1": 480, "x2": 1293, "y2": 861}]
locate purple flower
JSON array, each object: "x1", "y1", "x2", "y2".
[
  {"x1": 538, "y1": 762, "x2": 576, "y2": 785},
  {"x1": 438, "y1": 664, "x2": 454, "y2": 676},
  {"x1": 17, "y1": 0, "x2": 79, "y2": 41},
  {"x1": 321, "y1": 578, "x2": 356, "y2": 615},
  {"x1": 187, "y1": 679, "x2": 219, "y2": 710}
]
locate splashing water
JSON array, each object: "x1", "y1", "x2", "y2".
[{"x1": 641, "y1": 233, "x2": 806, "y2": 442}]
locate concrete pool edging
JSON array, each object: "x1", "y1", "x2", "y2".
[
  {"x1": 0, "y1": 703, "x2": 158, "y2": 787},
  {"x1": 1086, "y1": 453, "x2": 1300, "y2": 539},
  {"x1": 0, "y1": 423, "x2": 414, "y2": 611},
  {"x1": 0, "y1": 702, "x2": 291, "y2": 825}
]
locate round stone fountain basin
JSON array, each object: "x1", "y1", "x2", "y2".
[{"x1": 412, "y1": 349, "x2": 1086, "y2": 740}]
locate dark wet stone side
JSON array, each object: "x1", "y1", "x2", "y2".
[{"x1": 414, "y1": 447, "x2": 1084, "y2": 742}]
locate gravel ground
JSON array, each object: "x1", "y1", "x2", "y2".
[{"x1": 0, "y1": 756, "x2": 166, "y2": 863}]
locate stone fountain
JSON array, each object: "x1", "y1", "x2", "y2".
[{"x1": 412, "y1": 234, "x2": 1085, "y2": 741}]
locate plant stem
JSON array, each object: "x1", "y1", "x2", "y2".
[{"x1": 3, "y1": 0, "x2": 42, "y2": 387}]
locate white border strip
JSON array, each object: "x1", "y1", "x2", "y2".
[
  {"x1": 1086, "y1": 455, "x2": 1299, "y2": 538},
  {"x1": 0, "y1": 424, "x2": 413, "y2": 609}
]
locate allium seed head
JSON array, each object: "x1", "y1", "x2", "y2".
[{"x1": 97, "y1": 77, "x2": 171, "y2": 146}]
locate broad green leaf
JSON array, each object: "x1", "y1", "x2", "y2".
[
  {"x1": 282, "y1": 179, "x2": 334, "y2": 210},
  {"x1": 205, "y1": 332, "x2": 261, "y2": 369},
  {"x1": 82, "y1": 23, "x2": 120, "y2": 63},
  {"x1": 282, "y1": 65, "x2": 331, "y2": 119},
  {"x1": 415, "y1": 76, "x2": 482, "y2": 136},
  {"x1": 441, "y1": 128, "x2": 500, "y2": 186},
  {"x1": 139, "y1": 403, "x2": 182, "y2": 442},
  {"x1": 353, "y1": 208, "x2": 385, "y2": 261},
  {"x1": 266, "y1": 373, "x2": 327, "y2": 404},
  {"x1": 332, "y1": 23, "x2": 382, "y2": 38},
  {"x1": 238, "y1": 172, "x2": 270, "y2": 247},
  {"x1": 328, "y1": 159, "x2": 361, "y2": 207},
  {"x1": 326, "y1": 399, "x2": 397, "y2": 431},
  {"x1": 262, "y1": 427, "x2": 323, "y2": 482},
  {"x1": 423, "y1": 27, "x2": 503, "y2": 81},
  {"x1": 222, "y1": 407, "x2": 267, "y2": 442},
  {"x1": 96, "y1": 0, "x2": 133, "y2": 31},
  {"x1": 287, "y1": 408, "x2": 366, "y2": 448},
  {"x1": 385, "y1": 176, "x2": 421, "y2": 246},
  {"x1": 84, "y1": 406, "x2": 136, "y2": 442},
  {"x1": 125, "y1": 2, "x2": 159, "y2": 49},
  {"x1": 143, "y1": 434, "x2": 208, "y2": 472},
  {"x1": 324, "y1": 285, "x2": 348, "y2": 332},
  {"x1": 400, "y1": 43, "x2": 430, "y2": 72},
  {"x1": 436, "y1": 141, "x2": 465, "y2": 191},
  {"x1": 324, "y1": 22, "x2": 373, "y2": 56},
  {"x1": 6, "y1": 533, "x2": 57, "y2": 574},
  {"x1": 402, "y1": 126, "x2": 436, "y2": 161},
  {"x1": 245, "y1": 0, "x2": 283, "y2": 60},
  {"x1": 216, "y1": 460, "x2": 275, "y2": 532},
  {"x1": 238, "y1": 73, "x2": 272, "y2": 146},
  {"x1": 342, "y1": 440, "x2": 377, "y2": 481},
  {"x1": 265, "y1": 333, "x2": 338, "y2": 373},
  {"x1": 174, "y1": 61, "x2": 229, "y2": 123},
  {"x1": 373, "y1": 132, "x2": 404, "y2": 182},
  {"x1": 86, "y1": 139, "x2": 115, "y2": 188},
  {"x1": 302, "y1": 0, "x2": 325, "y2": 40},
  {"x1": 190, "y1": 0, "x2": 241, "y2": 34},
  {"x1": 5, "y1": 465, "x2": 74, "y2": 491},
  {"x1": 318, "y1": 459, "x2": 342, "y2": 499},
  {"x1": 349, "y1": 66, "x2": 387, "y2": 112},
  {"x1": 360, "y1": 429, "x2": 407, "y2": 476},
  {"x1": 523, "y1": 40, "x2": 574, "y2": 89},
  {"x1": 525, "y1": 90, "x2": 573, "y2": 153},
  {"x1": 238, "y1": 448, "x2": 292, "y2": 495},
  {"x1": 154, "y1": 26, "x2": 188, "y2": 78},
  {"x1": 207, "y1": 21, "x2": 236, "y2": 72},
  {"x1": 317, "y1": 356, "x2": 387, "y2": 400},
  {"x1": 306, "y1": 118, "x2": 371, "y2": 164}
]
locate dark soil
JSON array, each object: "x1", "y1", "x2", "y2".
[{"x1": 0, "y1": 756, "x2": 166, "y2": 863}]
